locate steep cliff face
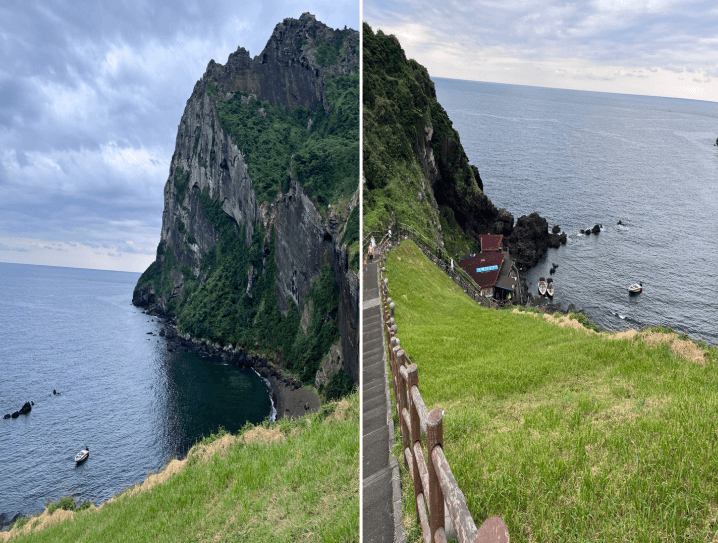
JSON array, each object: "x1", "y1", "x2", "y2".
[{"x1": 134, "y1": 14, "x2": 358, "y2": 385}]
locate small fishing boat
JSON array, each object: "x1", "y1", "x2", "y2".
[
  {"x1": 546, "y1": 278, "x2": 554, "y2": 298},
  {"x1": 629, "y1": 282, "x2": 643, "y2": 295},
  {"x1": 538, "y1": 277, "x2": 547, "y2": 296},
  {"x1": 75, "y1": 447, "x2": 89, "y2": 464}
]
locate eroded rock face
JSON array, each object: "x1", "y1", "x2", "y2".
[
  {"x1": 204, "y1": 13, "x2": 358, "y2": 112},
  {"x1": 506, "y1": 212, "x2": 565, "y2": 269},
  {"x1": 133, "y1": 14, "x2": 359, "y2": 384}
]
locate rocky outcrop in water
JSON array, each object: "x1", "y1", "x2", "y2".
[
  {"x1": 506, "y1": 213, "x2": 566, "y2": 269},
  {"x1": 133, "y1": 14, "x2": 358, "y2": 384}
]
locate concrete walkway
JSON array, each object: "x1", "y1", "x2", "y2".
[{"x1": 362, "y1": 260, "x2": 398, "y2": 542}]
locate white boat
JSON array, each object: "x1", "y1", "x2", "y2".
[
  {"x1": 538, "y1": 277, "x2": 547, "y2": 296},
  {"x1": 75, "y1": 448, "x2": 89, "y2": 463},
  {"x1": 629, "y1": 282, "x2": 643, "y2": 294},
  {"x1": 546, "y1": 279, "x2": 554, "y2": 298}
]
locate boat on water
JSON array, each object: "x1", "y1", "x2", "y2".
[
  {"x1": 629, "y1": 282, "x2": 643, "y2": 295},
  {"x1": 546, "y1": 278, "x2": 554, "y2": 298},
  {"x1": 75, "y1": 447, "x2": 89, "y2": 464},
  {"x1": 538, "y1": 277, "x2": 547, "y2": 296}
]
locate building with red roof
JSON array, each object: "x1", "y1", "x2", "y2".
[
  {"x1": 458, "y1": 252, "x2": 505, "y2": 296},
  {"x1": 479, "y1": 234, "x2": 503, "y2": 252}
]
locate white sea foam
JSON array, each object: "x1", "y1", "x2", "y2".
[{"x1": 254, "y1": 369, "x2": 277, "y2": 423}]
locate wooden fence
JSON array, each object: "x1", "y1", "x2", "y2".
[{"x1": 379, "y1": 261, "x2": 510, "y2": 543}]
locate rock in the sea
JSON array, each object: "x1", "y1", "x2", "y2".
[
  {"x1": 585, "y1": 229, "x2": 591, "y2": 235},
  {"x1": 617, "y1": 220, "x2": 623, "y2": 225},
  {"x1": 552, "y1": 225, "x2": 561, "y2": 234},
  {"x1": 159, "y1": 328, "x2": 166, "y2": 337},
  {"x1": 505, "y1": 212, "x2": 556, "y2": 269},
  {"x1": 592, "y1": 224, "x2": 601, "y2": 234},
  {"x1": 11, "y1": 411, "x2": 19, "y2": 418},
  {"x1": 3, "y1": 414, "x2": 9, "y2": 419},
  {"x1": 19, "y1": 402, "x2": 31, "y2": 415}
]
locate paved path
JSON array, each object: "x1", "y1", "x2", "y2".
[{"x1": 362, "y1": 260, "x2": 395, "y2": 542}]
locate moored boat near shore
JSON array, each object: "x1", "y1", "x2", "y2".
[
  {"x1": 538, "y1": 277, "x2": 547, "y2": 296},
  {"x1": 546, "y1": 278, "x2": 554, "y2": 298}
]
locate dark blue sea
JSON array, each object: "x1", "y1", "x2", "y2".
[
  {"x1": 435, "y1": 78, "x2": 718, "y2": 345},
  {"x1": 0, "y1": 262, "x2": 272, "y2": 520}
]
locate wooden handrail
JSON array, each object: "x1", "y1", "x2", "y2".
[{"x1": 379, "y1": 265, "x2": 510, "y2": 543}]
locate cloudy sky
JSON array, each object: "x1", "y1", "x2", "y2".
[
  {"x1": 0, "y1": 0, "x2": 358, "y2": 272},
  {"x1": 364, "y1": 0, "x2": 718, "y2": 102}
]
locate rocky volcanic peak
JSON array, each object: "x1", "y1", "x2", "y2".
[
  {"x1": 202, "y1": 13, "x2": 358, "y2": 112},
  {"x1": 134, "y1": 15, "x2": 359, "y2": 384}
]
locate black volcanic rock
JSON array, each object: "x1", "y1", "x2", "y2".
[
  {"x1": 3, "y1": 414, "x2": 9, "y2": 419},
  {"x1": 552, "y1": 225, "x2": 561, "y2": 234},
  {"x1": 592, "y1": 224, "x2": 601, "y2": 234},
  {"x1": 505, "y1": 212, "x2": 562, "y2": 269},
  {"x1": 18, "y1": 402, "x2": 31, "y2": 415}
]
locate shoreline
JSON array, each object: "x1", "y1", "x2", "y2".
[{"x1": 154, "y1": 314, "x2": 321, "y2": 421}]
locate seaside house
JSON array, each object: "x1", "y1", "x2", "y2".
[{"x1": 459, "y1": 234, "x2": 518, "y2": 300}]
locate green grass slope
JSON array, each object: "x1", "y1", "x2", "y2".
[
  {"x1": 3, "y1": 394, "x2": 359, "y2": 543},
  {"x1": 386, "y1": 241, "x2": 718, "y2": 542}
]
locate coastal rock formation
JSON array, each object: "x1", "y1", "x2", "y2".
[
  {"x1": 364, "y1": 24, "x2": 567, "y2": 272},
  {"x1": 505, "y1": 212, "x2": 565, "y2": 269},
  {"x1": 133, "y1": 14, "x2": 359, "y2": 385},
  {"x1": 363, "y1": 24, "x2": 514, "y2": 253}
]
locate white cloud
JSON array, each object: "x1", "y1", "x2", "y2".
[{"x1": 0, "y1": 236, "x2": 155, "y2": 272}]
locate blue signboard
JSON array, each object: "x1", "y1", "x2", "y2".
[{"x1": 476, "y1": 265, "x2": 499, "y2": 273}]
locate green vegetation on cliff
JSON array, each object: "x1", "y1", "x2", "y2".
[
  {"x1": 158, "y1": 187, "x2": 341, "y2": 381},
  {"x1": 363, "y1": 23, "x2": 500, "y2": 256},
  {"x1": 4, "y1": 394, "x2": 359, "y2": 543},
  {"x1": 217, "y1": 73, "x2": 358, "y2": 211},
  {"x1": 386, "y1": 241, "x2": 718, "y2": 542}
]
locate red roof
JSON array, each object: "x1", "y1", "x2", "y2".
[
  {"x1": 479, "y1": 234, "x2": 503, "y2": 252},
  {"x1": 458, "y1": 252, "x2": 504, "y2": 289}
]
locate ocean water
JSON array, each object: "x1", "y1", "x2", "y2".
[
  {"x1": 0, "y1": 262, "x2": 271, "y2": 520},
  {"x1": 434, "y1": 78, "x2": 718, "y2": 345}
]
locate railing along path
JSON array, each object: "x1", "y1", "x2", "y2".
[{"x1": 378, "y1": 256, "x2": 510, "y2": 543}]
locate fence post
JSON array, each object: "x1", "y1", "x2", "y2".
[
  {"x1": 426, "y1": 409, "x2": 445, "y2": 543},
  {"x1": 407, "y1": 364, "x2": 422, "y2": 520},
  {"x1": 390, "y1": 302, "x2": 395, "y2": 318},
  {"x1": 391, "y1": 338, "x2": 400, "y2": 415}
]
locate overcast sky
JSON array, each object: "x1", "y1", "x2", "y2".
[
  {"x1": 364, "y1": 0, "x2": 718, "y2": 102},
  {"x1": 0, "y1": 0, "x2": 359, "y2": 272}
]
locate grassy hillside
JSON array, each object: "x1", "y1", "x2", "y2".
[
  {"x1": 385, "y1": 241, "x2": 718, "y2": 542},
  {"x1": 2, "y1": 394, "x2": 359, "y2": 543}
]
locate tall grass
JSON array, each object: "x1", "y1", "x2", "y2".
[
  {"x1": 386, "y1": 241, "x2": 718, "y2": 542},
  {"x1": 4, "y1": 395, "x2": 358, "y2": 543}
]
